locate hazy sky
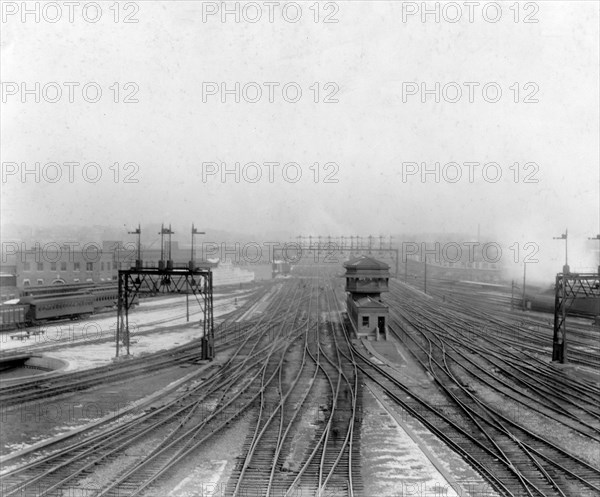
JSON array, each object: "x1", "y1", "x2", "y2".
[{"x1": 1, "y1": 1, "x2": 599, "y2": 279}]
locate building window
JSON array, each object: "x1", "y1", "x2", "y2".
[
  {"x1": 50, "y1": 262, "x2": 57, "y2": 271},
  {"x1": 86, "y1": 262, "x2": 93, "y2": 271},
  {"x1": 73, "y1": 278, "x2": 80, "y2": 283},
  {"x1": 101, "y1": 262, "x2": 104, "y2": 271},
  {"x1": 74, "y1": 262, "x2": 80, "y2": 271},
  {"x1": 37, "y1": 262, "x2": 44, "y2": 271},
  {"x1": 37, "y1": 279, "x2": 44, "y2": 285},
  {"x1": 61, "y1": 262, "x2": 67, "y2": 271},
  {"x1": 107, "y1": 262, "x2": 111, "y2": 271},
  {"x1": 86, "y1": 278, "x2": 93, "y2": 282},
  {"x1": 23, "y1": 279, "x2": 31, "y2": 287},
  {"x1": 362, "y1": 316, "x2": 369, "y2": 327},
  {"x1": 23, "y1": 262, "x2": 31, "y2": 271}
]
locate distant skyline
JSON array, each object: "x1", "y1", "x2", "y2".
[{"x1": 2, "y1": 221, "x2": 598, "y2": 286}]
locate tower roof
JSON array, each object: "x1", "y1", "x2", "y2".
[{"x1": 343, "y1": 255, "x2": 390, "y2": 271}]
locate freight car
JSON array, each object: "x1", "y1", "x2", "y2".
[{"x1": 0, "y1": 304, "x2": 28, "y2": 331}]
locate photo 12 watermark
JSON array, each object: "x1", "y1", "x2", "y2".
[
  {"x1": 201, "y1": 161, "x2": 339, "y2": 184},
  {"x1": 400, "y1": 1, "x2": 539, "y2": 24},
  {"x1": 202, "y1": 82, "x2": 340, "y2": 103},
  {"x1": 1, "y1": 82, "x2": 140, "y2": 103},
  {"x1": 2, "y1": 162, "x2": 140, "y2": 184},
  {"x1": 201, "y1": 1, "x2": 340, "y2": 24},
  {"x1": 401, "y1": 162, "x2": 540, "y2": 184},
  {"x1": 1, "y1": 1, "x2": 140, "y2": 23},
  {"x1": 402, "y1": 82, "x2": 539, "y2": 104}
]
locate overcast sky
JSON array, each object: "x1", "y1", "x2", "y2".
[{"x1": 1, "y1": 1, "x2": 599, "y2": 280}]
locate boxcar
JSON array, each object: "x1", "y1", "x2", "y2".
[{"x1": 0, "y1": 304, "x2": 29, "y2": 331}]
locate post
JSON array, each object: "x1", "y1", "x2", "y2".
[
  {"x1": 116, "y1": 272, "x2": 122, "y2": 357},
  {"x1": 561, "y1": 279, "x2": 567, "y2": 362},
  {"x1": 137, "y1": 224, "x2": 141, "y2": 265},
  {"x1": 588, "y1": 234, "x2": 600, "y2": 275},
  {"x1": 522, "y1": 262, "x2": 527, "y2": 311},
  {"x1": 191, "y1": 224, "x2": 195, "y2": 264},
  {"x1": 160, "y1": 223, "x2": 164, "y2": 261},
  {"x1": 209, "y1": 271, "x2": 214, "y2": 359},
  {"x1": 128, "y1": 224, "x2": 142, "y2": 269},
  {"x1": 424, "y1": 256, "x2": 427, "y2": 294},
  {"x1": 186, "y1": 275, "x2": 190, "y2": 322},
  {"x1": 125, "y1": 274, "x2": 130, "y2": 356},
  {"x1": 511, "y1": 279, "x2": 514, "y2": 310},
  {"x1": 202, "y1": 274, "x2": 207, "y2": 360},
  {"x1": 190, "y1": 225, "x2": 205, "y2": 270},
  {"x1": 168, "y1": 224, "x2": 173, "y2": 262},
  {"x1": 565, "y1": 228, "x2": 568, "y2": 267}
]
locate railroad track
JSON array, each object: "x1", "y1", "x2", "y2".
[
  {"x1": 225, "y1": 274, "x2": 362, "y2": 497},
  {"x1": 380, "y1": 283, "x2": 600, "y2": 496},
  {"x1": 0, "y1": 279, "x2": 304, "y2": 496},
  {"x1": 404, "y1": 279, "x2": 600, "y2": 368},
  {"x1": 0, "y1": 285, "x2": 273, "y2": 406},
  {"x1": 0, "y1": 286, "x2": 265, "y2": 357}
]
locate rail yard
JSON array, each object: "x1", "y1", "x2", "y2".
[
  {"x1": 0, "y1": 257, "x2": 598, "y2": 497},
  {"x1": 3, "y1": 1, "x2": 598, "y2": 495}
]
